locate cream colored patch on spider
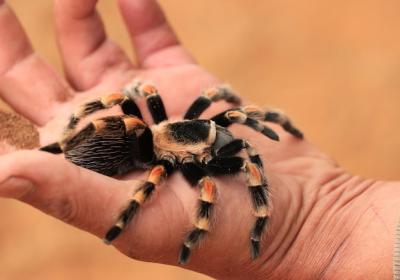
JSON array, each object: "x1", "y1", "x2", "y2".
[
  {"x1": 195, "y1": 218, "x2": 210, "y2": 231},
  {"x1": 100, "y1": 92, "x2": 125, "y2": 106},
  {"x1": 151, "y1": 121, "x2": 216, "y2": 158},
  {"x1": 254, "y1": 205, "x2": 270, "y2": 218},
  {"x1": 92, "y1": 119, "x2": 106, "y2": 132},
  {"x1": 246, "y1": 162, "x2": 263, "y2": 186},
  {"x1": 133, "y1": 189, "x2": 146, "y2": 204},
  {"x1": 123, "y1": 116, "x2": 146, "y2": 135},
  {"x1": 148, "y1": 166, "x2": 165, "y2": 185},
  {"x1": 200, "y1": 177, "x2": 216, "y2": 203},
  {"x1": 242, "y1": 105, "x2": 264, "y2": 119}
]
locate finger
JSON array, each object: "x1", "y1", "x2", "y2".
[
  {"x1": 0, "y1": 2, "x2": 71, "y2": 125},
  {"x1": 0, "y1": 150, "x2": 137, "y2": 238},
  {"x1": 118, "y1": 0, "x2": 195, "y2": 68},
  {"x1": 54, "y1": 0, "x2": 134, "y2": 91}
]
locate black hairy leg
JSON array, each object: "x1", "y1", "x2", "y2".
[
  {"x1": 214, "y1": 138, "x2": 271, "y2": 259},
  {"x1": 205, "y1": 156, "x2": 244, "y2": 176},
  {"x1": 123, "y1": 79, "x2": 168, "y2": 124},
  {"x1": 215, "y1": 139, "x2": 264, "y2": 168},
  {"x1": 179, "y1": 175, "x2": 217, "y2": 264},
  {"x1": 243, "y1": 161, "x2": 270, "y2": 259},
  {"x1": 212, "y1": 106, "x2": 303, "y2": 139},
  {"x1": 104, "y1": 161, "x2": 172, "y2": 243},
  {"x1": 183, "y1": 85, "x2": 241, "y2": 120},
  {"x1": 61, "y1": 92, "x2": 142, "y2": 145},
  {"x1": 212, "y1": 110, "x2": 280, "y2": 141},
  {"x1": 39, "y1": 142, "x2": 63, "y2": 154},
  {"x1": 180, "y1": 160, "x2": 208, "y2": 186},
  {"x1": 204, "y1": 155, "x2": 269, "y2": 259},
  {"x1": 242, "y1": 105, "x2": 304, "y2": 139}
]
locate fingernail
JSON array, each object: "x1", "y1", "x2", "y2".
[{"x1": 0, "y1": 177, "x2": 35, "y2": 199}]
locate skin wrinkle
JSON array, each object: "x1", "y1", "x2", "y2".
[
  {"x1": 266, "y1": 172, "x2": 353, "y2": 278},
  {"x1": 319, "y1": 236, "x2": 350, "y2": 279},
  {"x1": 302, "y1": 178, "x2": 377, "y2": 279},
  {"x1": 264, "y1": 177, "x2": 300, "y2": 262},
  {"x1": 331, "y1": 178, "x2": 377, "y2": 214},
  {"x1": 316, "y1": 172, "x2": 352, "y2": 198},
  {"x1": 317, "y1": 208, "x2": 366, "y2": 277},
  {"x1": 320, "y1": 203, "x2": 375, "y2": 279},
  {"x1": 370, "y1": 203, "x2": 391, "y2": 234}
]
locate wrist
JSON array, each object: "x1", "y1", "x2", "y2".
[{"x1": 263, "y1": 171, "x2": 397, "y2": 280}]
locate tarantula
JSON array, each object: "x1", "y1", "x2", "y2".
[{"x1": 40, "y1": 79, "x2": 303, "y2": 264}]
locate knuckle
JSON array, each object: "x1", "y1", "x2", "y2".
[
  {"x1": 23, "y1": 193, "x2": 80, "y2": 224},
  {"x1": 53, "y1": 195, "x2": 79, "y2": 223}
]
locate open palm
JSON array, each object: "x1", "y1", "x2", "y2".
[{"x1": 1, "y1": 0, "x2": 395, "y2": 279}]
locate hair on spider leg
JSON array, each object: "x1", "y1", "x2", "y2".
[
  {"x1": 184, "y1": 84, "x2": 241, "y2": 120},
  {"x1": 39, "y1": 79, "x2": 303, "y2": 264}
]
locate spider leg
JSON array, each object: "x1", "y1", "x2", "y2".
[
  {"x1": 215, "y1": 140, "x2": 270, "y2": 258},
  {"x1": 212, "y1": 109, "x2": 280, "y2": 141},
  {"x1": 183, "y1": 85, "x2": 241, "y2": 120},
  {"x1": 243, "y1": 160, "x2": 270, "y2": 259},
  {"x1": 180, "y1": 160, "x2": 209, "y2": 186},
  {"x1": 212, "y1": 106, "x2": 303, "y2": 139},
  {"x1": 40, "y1": 115, "x2": 103, "y2": 154},
  {"x1": 123, "y1": 79, "x2": 167, "y2": 124},
  {"x1": 104, "y1": 159, "x2": 174, "y2": 244},
  {"x1": 242, "y1": 105, "x2": 303, "y2": 138},
  {"x1": 179, "y1": 160, "x2": 216, "y2": 264},
  {"x1": 40, "y1": 142, "x2": 63, "y2": 154},
  {"x1": 205, "y1": 156, "x2": 244, "y2": 175},
  {"x1": 60, "y1": 92, "x2": 142, "y2": 145},
  {"x1": 204, "y1": 155, "x2": 270, "y2": 259},
  {"x1": 215, "y1": 139, "x2": 263, "y2": 168}
]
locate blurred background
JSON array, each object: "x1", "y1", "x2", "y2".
[{"x1": 1, "y1": 0, "x2": 400, "y2": 279}]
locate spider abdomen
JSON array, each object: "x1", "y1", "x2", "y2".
[
  {"x1": 64, "y1": 132, "x2": 138, "y2": 176},
  {"x1": 64, "y1": 117, "x2": 153, "y2": 176}
]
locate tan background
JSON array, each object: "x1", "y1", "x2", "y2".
[{"x1": 1, "y1": 0, "x2": 400, "y2": 279}]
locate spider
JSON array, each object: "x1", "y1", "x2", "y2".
[{"x1": 40, "y1": 79, "x2": 303, "y2": 264}]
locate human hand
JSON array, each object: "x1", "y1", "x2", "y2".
[{"x1": 0, "y1": 0, "x2": 397, "y2": 279}]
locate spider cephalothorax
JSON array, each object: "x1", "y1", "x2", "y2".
[{"x1": 40, "y1": 80, "x2": 303, "y2": 264}]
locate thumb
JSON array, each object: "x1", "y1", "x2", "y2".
[{"x1": 0, "y1": 150, "x2": 140, "y2": 239}]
